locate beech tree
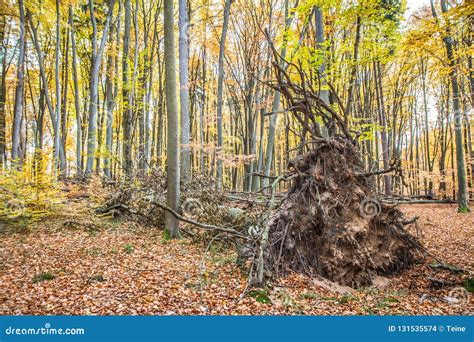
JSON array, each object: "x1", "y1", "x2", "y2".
[
  {"x1": 11, "y1": 0, "x2": 25, "y2": 164},
  {"x1": 164, "y1": 0, "x2": 180, "y2": 237}
]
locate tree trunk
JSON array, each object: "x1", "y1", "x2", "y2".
[
  {"x1": 374, "y1": 61, "x2": 392, "y2": 195},
  {"x1": 179, "y1": 0, "x2": 191, "y2": 183},
  {"x1": 53, "y1": 0, "x2": 65, "y2": 173},
  {"x1": 420, "y1": 58, "x2": 433, "y2": 196},
  {"x1": 215, "y1": 0, "x2": 232, "y2": 189},
  {"x1": 314, "y1": 6, "x2": 331, "y2": 137},
  {"x1": 122, "y1": 0, "x2": 132, "y2": 178},
  {"x1": 344, "y1": 15, "x2": 361, "y2": 122},
  {"x1": 164, "y1": 0, "x2": 181, "y2": 237},
  {"x1": 104, "y1": 1, "x2": 121, "y2": 178},
  {"x1": 104, "y1": 30, "x2": 115, "y2": 178},
  {"x1": 69, "y1": 7, "x2": 83, "y2": 175},
  {"x1": 12, "y1": 0, "x2": 26, "y2": 165},
  {"x1": 263, "y1": 0, "x2": 290, "y2": 186},
  {"x1": 0, "y1": 15, "x2": 6, "y2": 167}
]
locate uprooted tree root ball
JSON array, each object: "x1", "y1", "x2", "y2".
[{"x1": 264, "y1": 137, "x2": 421, "y2": 288}]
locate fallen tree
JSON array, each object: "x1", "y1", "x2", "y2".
[{"x1": 252, "y1": 35, "x2": 423, "y2": 288}]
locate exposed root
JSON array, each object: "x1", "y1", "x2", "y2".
[{"x1": 263, "y1": 137, "x2": 420, "y2": 287}]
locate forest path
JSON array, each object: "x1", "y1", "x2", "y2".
[{"x1": 0, "y1": 192, "x2": 472, "y2": 315}]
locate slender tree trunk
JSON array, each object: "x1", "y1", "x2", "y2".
[
  {"x1": 164, "y1": 0, "x2": 181, "y2": 237},
  {"x1": 61, "y1": 26, "x2": 70, "y2": 153},
  {"x1": 420, "y1": 58, "x2": 433, "y2": 195},
  {"x1": 104, "y1": 1, "x2": 121, "y2": 178},
  {"x1": 438, "y1": 90, "x2": 449, "y2": 197},
  {"x1": 179, "y1": 0, "x2": 190, "y2": 183},
  {"x1": 131, "y1": 0, "x2": 143, "y2": 172},
  {"x1": 200, "y1": 46, "x2": 206, "y2": 173},
  {"x1": 143, "y1": 7, "x2": 158, "y2": 171},
  {"x1": 345, "y1": 15, "x2": 361, "y2": 121},
  {"x1": 12, "y1": 0, "x2": 26, "y2": 165},
  {"x1": 314, "y1": 6, "x2": 331, "y2": 136},
  {"x1": 122, "y1": 0, "x2": 132, "y2": 178},
  {"x1": 85, "y1": 0, "x2": 116, "y2": 174},
  {"x1": 156, "y1": 50, "x2": 165, "y2": 164},
  {"x1": 104, "y1": 32, "x2": 115, "y2": 178},
  {"x1": 374, "y1": 61, "x2": 392, "y2": 195},
  {"x1": 215, "y1": 0, "x2": 232, "y2": 189},
  {"x1": 263, "y1": 0, "x2": 290, "y2": 186},
  {"x1": 0, "y1": 15, "x2": 6, "y2": 167},
  {"x1": 53, "y1": 0, "x2": 65, "y2": 173},
  {"x1": 69, "y1": 7, "x2": 83, "y2": 175},
  {"x1": 34, "y1": 81, "x2": 45, "y2": 174}
]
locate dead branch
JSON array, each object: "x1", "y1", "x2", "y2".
[
  {"x1": 356, "y1": 166, "x2": 398, "y2": 177},
  {"x1": 152, "y1": 201, "x2": 251, "y2": 240}
]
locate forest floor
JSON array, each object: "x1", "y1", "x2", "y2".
[{"x1": 0, "y1": 185, "x2": 473, "y2": 315}]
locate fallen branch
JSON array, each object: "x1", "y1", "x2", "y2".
[
  {"x1": 95, "y1": 203, "x2": 137, "y2": 215},
  {"x1": 382, "y1": 199, "x2": 456, "y2": 204},
  {"x1": 402, "y1": 216, "x2": 419, "y2": 225},
  {"x1": 429, "y1": 262, "x2": 464, "y2": 273},
  {"x1": 152, "y1": 201, "x2": 250, "y2": 240},
  {"x1": 356, "y1": 166, "x2": 397, "y2": 177},
  {"x1": 427, "y1": 276, "x2": 454, "y2": 288}
]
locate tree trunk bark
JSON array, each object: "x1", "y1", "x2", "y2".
[
  {"x1": 420, "y1": 58, "x2": 433, "y2": 195},
  {"x1": 164, "y1": 0, "x2": 181, "y2": 237},
  {"x1": 215, "y1": 0, "x2": 232, "y2": 189},
  {"x1": 179, "y1": 0, "x2": 191, "y2": 183},
  {"x1": 12, "y1": 0, "x2": 26, "y2": 165},
  {"x1": 374, "y1": 61, "x2": 392, "y2": 195},
  {"x1": 54, "y1": 0, "x2": 65, "y2": 174},
  {"x1": 0, "y1": 15, "x2": 6, "y2": 167},
  {"x1": 69, "y1": 7, "x2": 83, "y2": 175},
  {"x1": 263, "y1": 0, "x2": 290, "y2": 187},
  {"x1": 122, "y1": 0, "x2": 132, "y2": 178}
]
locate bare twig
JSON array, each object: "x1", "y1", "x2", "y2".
[{"x1": 152, "y1": 201, "x2": 250, "y2": 240}]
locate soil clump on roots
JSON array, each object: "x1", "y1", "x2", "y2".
[{"x1": 265, "y1": 137, "x2": 419, "y2": 287}]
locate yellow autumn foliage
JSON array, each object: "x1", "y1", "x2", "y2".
[{"x1": 0, "y1": 152, "x2": 63, "y2": 225}]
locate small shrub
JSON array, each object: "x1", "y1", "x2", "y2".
[
  {"x1": 338, "y1": 294, "x2": 360, "y2": 304},
  {"x1": 0, "y1": 153, "x2": 63, "y2": 225},
  {"x1": 123, "y1": 244, "x2": 134, "y2": 254},
  {"x1": 32, "y1": 272, "x2": 56, "y2": 283},
  {"x1": 463, "y1": 278, "x2": 474, "y2": 293},
  {"x1": 300, "y1": 292, "x2": 320, "y2": 300},
  {"x1": 88, "y1": 275, "x2": 106, "y2": 283},
  {"x1": 249, "y1": 290, "x2": 271, "y2": 304}
]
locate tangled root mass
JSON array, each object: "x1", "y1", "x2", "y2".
[{"x1": 265, "y1": 137, "x2": 418, "y2": 288}]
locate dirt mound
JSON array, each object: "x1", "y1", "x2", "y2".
[{"x1": 265, "y1": 137, "x2": 419, "y2": 287}]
